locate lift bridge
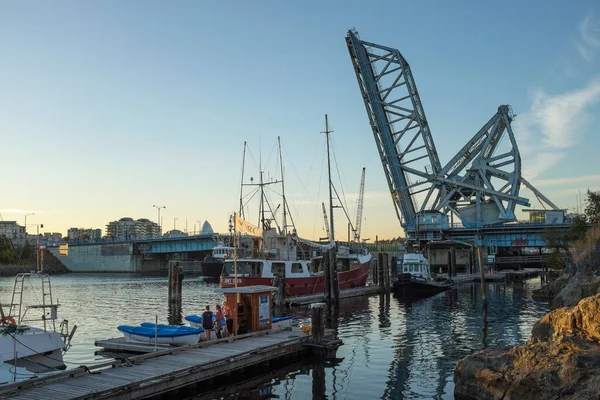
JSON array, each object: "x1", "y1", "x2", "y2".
[{"x1": 346, "y1": 30, "x2": 569, "y2": 267}]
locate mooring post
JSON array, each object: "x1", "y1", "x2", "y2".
[
  {"x1": 477, "y1": 246, "x2": 487, "y2": 305},
  {"x1": 275, "y1": 275, "x2": 286, "y2": 307},
  {"x1": 378, "y1": 253, "x2": 385, "y2": 293},
  {"x1": 450, "y1": 247, "x2": 456, "y2": 277},
  {"x1": 372, "y1": 257, "x2": 378, "y2": 285},
  {"x1": 390, "y1": 255, "x2": 397, "y2": 282},
  {"x1": 168, "y1": 261, "x2": 183, "y2": 325},
  {"x1": 311, "y1": 302, "x2": 326, "y2": 346},
  {"x1": 323, "y1": 249, "x2": 331, "y2": 303},
  {"x1": 330, "y1": 248, "x2": 339, "y2": 306},
  {"x1": 384, "y1": 253, "x2": 390, "y2": 293}
]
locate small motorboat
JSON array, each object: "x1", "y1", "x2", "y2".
[
  {"x1": 271, "y1": 316, "x2": 294, "y2": 331},
  {"x1": 117, "y1": 323, "x2": 203, "y2": 346},
  {"x1": 393, "y1": 253, "x2": 453, "y2": 296}
]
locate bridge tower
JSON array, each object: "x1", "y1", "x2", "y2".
[{"x1": 346, "y1": 30, "x2": 559, "y2": 247}]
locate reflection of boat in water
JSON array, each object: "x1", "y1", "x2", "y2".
[
  {"x1": 0, "y1": 273, "x2": 76, "y2": 373},
  {"x1": 393, "y1": 253, "x2": 452, "y2": 296},
  {"x1": 202, "y1": 243, "x2": 234, "y2": 279}
]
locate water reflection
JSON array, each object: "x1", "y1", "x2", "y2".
[{"x1": 0, "y1": 274, "x2": 550, "y2": 398}]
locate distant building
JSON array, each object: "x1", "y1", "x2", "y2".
[
  {"x1": 105, "y1": 217, "x2": 160, "y2": 239},
  {"x1": 67, "y1": 228, "x2": 101, "y2": 241},
  {"x1": 201, "y1": 220, "x2": 214, "y2": 234},
  {"x1": 0, "y1": 221, "x2": 26, "y2": 245}
]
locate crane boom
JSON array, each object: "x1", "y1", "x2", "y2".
[{"x1": 354, "y1": 167, "x2": 366, "y2": 242}]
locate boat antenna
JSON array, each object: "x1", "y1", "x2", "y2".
[{"x1": 323, "y1": 114, "x2": 335, "y2": 242}]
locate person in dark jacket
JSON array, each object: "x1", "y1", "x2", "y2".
[{"x1": 202, "y1": 305, "x2": 214, "y2": 341}]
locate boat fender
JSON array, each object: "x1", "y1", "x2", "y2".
[{"x1": 2, "y1": 316, "x2": 16, "y2": 325}]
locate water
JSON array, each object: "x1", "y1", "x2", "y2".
[{"x1": 0, "y1": 274, "x2": 550, "y2": 398}]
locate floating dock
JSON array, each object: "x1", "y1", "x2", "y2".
[
  {"x1": 1, "y1": 329, "x2": 316, "y2": 399},
  {"x1": 286, "y1": 285, "x2": 381, "y2": 306}
]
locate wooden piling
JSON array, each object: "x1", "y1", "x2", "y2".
[
  {"x1": 311, "y1": 302, "x2": 326, "y2": 346},
  {"x1": 168, "y1": 261, "x2": 183, "y2": 325},
  {"x1": 329, "y1": 248, "x2": 339, "y2": 306},
  {"x1": 384, "y1": 252, "x2": 390, "y2": 293},
  {"x1": 312, "y1": 363, "x2": 326, "y2": 399},
  {"x1": 450, "y1": 247, "x2": 456, "y2": 277},
  {"x1": 378, "y1": 253, "x2": 384, "y2": 293},
  {"x1": 323, "y1": 250, "x2": 331, "y2": 303},
  {"x1": 372, "y1": 258, "x2": 378, "y2": 285},
  {"x1": 477, "y1": 246, "x2": 487, "y2": 305},
  {"x1": 275, "y1": 275, "x2": 286, "y2": 307}
]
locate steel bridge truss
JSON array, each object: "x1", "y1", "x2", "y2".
[{"x1": 346, "y1": 30, "x2": 556, "y2": 235}]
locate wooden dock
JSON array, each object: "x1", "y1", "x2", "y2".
[
  {"x1": 2, "y1": 330, "x2": 311, "y2": 399},
  {"x1": 286, "y1": 285, "x2": 381, "y2": 306}
]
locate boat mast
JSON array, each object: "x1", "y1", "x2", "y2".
[
  {"x1": 239, "y1": 142, "x2": 247, "y2": 218},
  {"x1": 323, "y1": 115, "x2": 335, "y2": 242},
  {"x1": 278, "y1": 136, "x2": 288, "y2": 235}
]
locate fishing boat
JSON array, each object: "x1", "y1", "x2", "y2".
[
  {"x1": 393, "y1": 253, "x2": 452, "y2": 295},
  {"x1": 0, "y1": 273, "x2": 76, "y2": 373},
  {"x1": 117, "y1": 323, "x2": 203, "y2": 346},
  {"x1": 201, "y1": 243, "x2": 234, "y2": 279},
  {"x1": 219, "y1": 127, "x2": 372, "y2": 296}
]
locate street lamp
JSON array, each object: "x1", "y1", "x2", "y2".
[
  {"x1": 24, "y1": 213, "x2": 35, "y2": 233},
  {"x1": 153, "y1": 205, "x2": 166, "y2": 233},
  {"x1": 197, "y1": 220, "x2": 202, "y2": 235}
]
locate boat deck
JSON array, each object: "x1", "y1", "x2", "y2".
[{"x1": 2, "y1": 330, "x2": 309, "y2": 399}]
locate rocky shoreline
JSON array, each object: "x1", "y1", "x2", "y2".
[
  {"x1": 0, "y1": 250, "x2": 70, "y2": 277},
  {"x1": 454, "y1": 274, "x2": 600, "y2": 399}
]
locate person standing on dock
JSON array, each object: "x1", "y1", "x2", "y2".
[
  {"x1": 222, "y1": 301, "x2": 233, "y2": 336},
  {"x1": 202, "y1": 305, "x2": 214, "y2": 341},
  {"x1": 215, "y1": 304, "x2": 224, "y2": 338}
]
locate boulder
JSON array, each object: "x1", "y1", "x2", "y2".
[
  {"x1": 550, "y1": 275, "x2": 600, "y2": 310},
  {"x1": 531, "y1": 273, "x2": 569, "y2": 302},
  {"x1": 454, "y1": 293, "x2": 600, "y2": 399}
]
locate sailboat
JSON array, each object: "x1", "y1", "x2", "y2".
[{"x1": 219, "y1": 121, "x2": 372, "y2": 296}]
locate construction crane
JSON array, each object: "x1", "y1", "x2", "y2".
[
  {"x1": 321, "y1": 202, "x2": 331, "y2": 241},
  {"x1": 346, "y1": 30, "x2": 557, "y2": 242},
  {"x1": 354, "y1": 167, "x2": 366, "y2": 242}
]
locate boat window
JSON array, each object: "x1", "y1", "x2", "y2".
[
  {"x1": 291, "y1": 263, "x2": 304, "y2": 273},
  {"x1": 222, "y1": 261, "x2": 263, "y2": 277},
  {"x1": 272, "y1": 262, "x2": 285, "y2": 277}
]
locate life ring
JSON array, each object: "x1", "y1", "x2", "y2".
[{"x1": 3, "y1": 316, "x2": 16, "y2": 325}]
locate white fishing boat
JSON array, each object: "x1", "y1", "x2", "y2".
[{"x1": 0, "y1": 273, "x2": 76, "y2": 373}]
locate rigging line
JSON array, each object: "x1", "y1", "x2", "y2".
[{"x1": 330, "y1": 134, "x2": 353, "y2": 219}]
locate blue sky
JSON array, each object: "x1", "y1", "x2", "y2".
[{"x1": 1, "y1": 1, "x2": 599, "y2": 240}]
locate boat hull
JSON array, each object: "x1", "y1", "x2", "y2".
[
  {"x1": 201, "y1": 261, "x2": 223, "y2": 279},
  {"x1": 393, "y1": 278, "x2": 452, "y2": 296},
  {"x1": 220, "y1": 260, "x2": 371, "y2": 296},
  {"x1": 0, "y1": 328, "x2": 66, "y2": 371}
]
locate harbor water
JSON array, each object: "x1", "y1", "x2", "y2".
[{"x1": 0, "y1": 274, "x2": 550, "y2": 399}]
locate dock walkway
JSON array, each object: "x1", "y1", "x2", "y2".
[{"x1": 2, "y1": 330, "x2": 308, "y2": 400}]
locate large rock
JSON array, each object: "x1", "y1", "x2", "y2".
[
  {"x1": 531, "y1": 273, "x2": 569, "y2": 302},
  {"x1": 454, "y1": 294, "x2": 600, "y2": 399},
  {"x1": 550, "y1": 275, "x2": 600, "y2": 310}
]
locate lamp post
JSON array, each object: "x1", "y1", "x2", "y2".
[
  {"x1": 197, "y1": 220, "x2": 202, "y2": 235},
  {"x1": 153, "y1": 205, "x2": 166, "y2": 233},
  {"x1": 24, "y1": 213, "x2": 35, "y2": 233}
]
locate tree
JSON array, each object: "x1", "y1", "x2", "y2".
[{"x1": 585, "y1": 189, "x2": 600, "y2": 226}]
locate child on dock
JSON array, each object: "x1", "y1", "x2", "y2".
[{"x1": 202, "y1": 305, "x2": 214, "y2": 341}]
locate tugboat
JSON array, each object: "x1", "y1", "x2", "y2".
[
  {"x1": 393, "y1": 253, "x2": 452, "y2": 296},
  {"x1": 201, "y1": 243, "x2": 234, "y2": 279}
]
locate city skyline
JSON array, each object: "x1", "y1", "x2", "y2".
[{"x1": 1, "y1": 1, "x2": 599, "y2": 240}]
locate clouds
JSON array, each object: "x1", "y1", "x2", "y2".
[
  {"x1": 577, "y1": 13, "x2": 600, "y2": 61},
  {"x1": 514, "y1": 79, "x2": 600, "y2": 179}
]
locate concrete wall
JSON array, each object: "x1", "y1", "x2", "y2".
[{"x1": 49, "y1": 243, "x2": 143, "y2": 272}]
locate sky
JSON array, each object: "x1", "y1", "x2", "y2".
[{"x1": 1, "y1": 1, "x2": 599, "y2": 240}]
